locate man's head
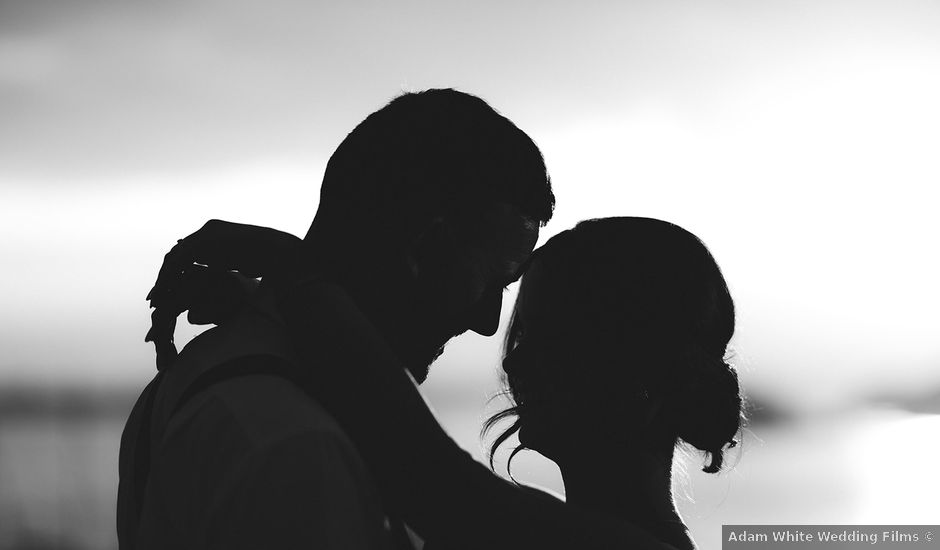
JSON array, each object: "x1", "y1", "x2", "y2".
[{"x1": 304, "y1": 89, "x2": 554, "y2": 382}]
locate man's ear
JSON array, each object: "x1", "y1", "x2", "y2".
[{"x1": 405, "y1": 217, "x2": 453, "y2": 279}]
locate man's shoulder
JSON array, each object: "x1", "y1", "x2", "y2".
[
  {"x1": 149, "y1": 357, "x2": 374, "y2": 516},
  {"x1": 175, "y1": 365, "x2": 350, "y2": 449},
  {"x1": 139, "y1": 367, "x2": 390, "y2": 550},
  {"x1": 134, "y1": 300, "x2": 395, "y2": 549},
  {"x1": 154, "y1": 302, "x2": 353, "y2": 455}
]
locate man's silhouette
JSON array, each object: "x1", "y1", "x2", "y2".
[{"x1": 118, "y1": 89, "x2": 553, "y2": 549}]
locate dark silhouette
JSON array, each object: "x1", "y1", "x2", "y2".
[
  {"x1": 483, "y1": 217, "x2": 744, "y2": 550},
  {"x1": 298, "y1": 88, "x2": 553, "y2": 383},
  {"x1": 120, "y1": 90, "x2": 687, "y2": 550}
]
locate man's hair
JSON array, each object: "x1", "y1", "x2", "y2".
[{"x1": 313, "y1": 89, "x2": 554, "y2": 240}]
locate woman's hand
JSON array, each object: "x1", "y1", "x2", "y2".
[{"x1": 145, "y1": 219, "x2": 302, "y2": 370}]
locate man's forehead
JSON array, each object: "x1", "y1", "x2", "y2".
[
  {"x1": 460, "y1": 200, "x2": 540, "y2": 279},
  {"x1": 501, "y1": 252, "x2": 535, "y2": 286},
  {"x1": 479, "y1": 202, "x2": 539, "y2": 242},
  {"x1": 494, "y1": 222, "x2": 539, "y2": 284}
]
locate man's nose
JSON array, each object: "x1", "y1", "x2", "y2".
[{"x1": 468, "y1": 287, "x2": 502, "y2": 337}]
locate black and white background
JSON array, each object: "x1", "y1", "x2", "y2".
[{"x1": 1, "y1": 1, "x2": 939, "y2": 549}]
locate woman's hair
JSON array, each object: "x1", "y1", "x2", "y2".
[{"x1": 483, "y1": 217, "x2": 744, "y2": 474}]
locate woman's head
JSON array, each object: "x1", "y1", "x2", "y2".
[{"x1": 485, "y1": 217, "x2": 742, "y2": 474}]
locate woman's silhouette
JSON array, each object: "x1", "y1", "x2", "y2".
[{"x1": 481, "y1": 217, "x2": 743, "y2": 550}]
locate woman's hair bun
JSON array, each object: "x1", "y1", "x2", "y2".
[{"x1": 675, "y1": 357, "x2": 743, "y2": 473}]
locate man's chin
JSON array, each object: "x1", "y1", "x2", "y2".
[
  {"x1": 406, "y1": 365, "x2": 430, "y2": 385},
  {"x1": 404, "y1": 345, "x2": 445, "y2": 385}
]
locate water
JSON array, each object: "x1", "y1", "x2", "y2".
[
  {"x1": 1, "y1": 404, "x2": 937, "y2": 550},
  {"x1": 0, "y1": 417, "x2": 122, "y2": 550}
]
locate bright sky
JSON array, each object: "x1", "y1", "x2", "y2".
[{"x1": 2, "y1": 0, "x2": 939, "y2": 411}]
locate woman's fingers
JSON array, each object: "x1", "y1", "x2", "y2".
[
  {"x1": 145, "y1": 264, "x2": 259, "y2": 371},
  {"x1": 186, "y1": 271, "x2": 259, "y2": 325},
  {"x1": 143, "y1": 220, "x2": 300, "y2": 370},
  {"x1": 147, "y1": 237, "x2": 195, "y2": 308},
  {"x1": 146, "y1": 220, "x2": 227, "y2": 306},
  {"x1": 146, "y1": 219, "x2": 297, "y2": 305},
  {"x1": 144, "y1": 264, "x2": 210, "y2": 365},
  {"x1": 146, "y1": 305, "x2": 179, "y2": 371}
]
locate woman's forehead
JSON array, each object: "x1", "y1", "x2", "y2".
[
  {"x1": 516, "y1": 259, "x2": 550, "y2": 315},
  {"x1": 517, "y1": 257, "x2": 595, "y2": 331}
]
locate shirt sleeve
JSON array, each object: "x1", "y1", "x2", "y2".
[{"x1": 205, "y1": 430, "x2": 389, "y2": 550}]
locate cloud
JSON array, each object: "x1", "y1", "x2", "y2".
[
  {"x1": 5, "y1": 0, "x2": 937, "y2": 181},
  {"x1": 2, "y1": 0, "x2": 940, "y2": 406}
]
